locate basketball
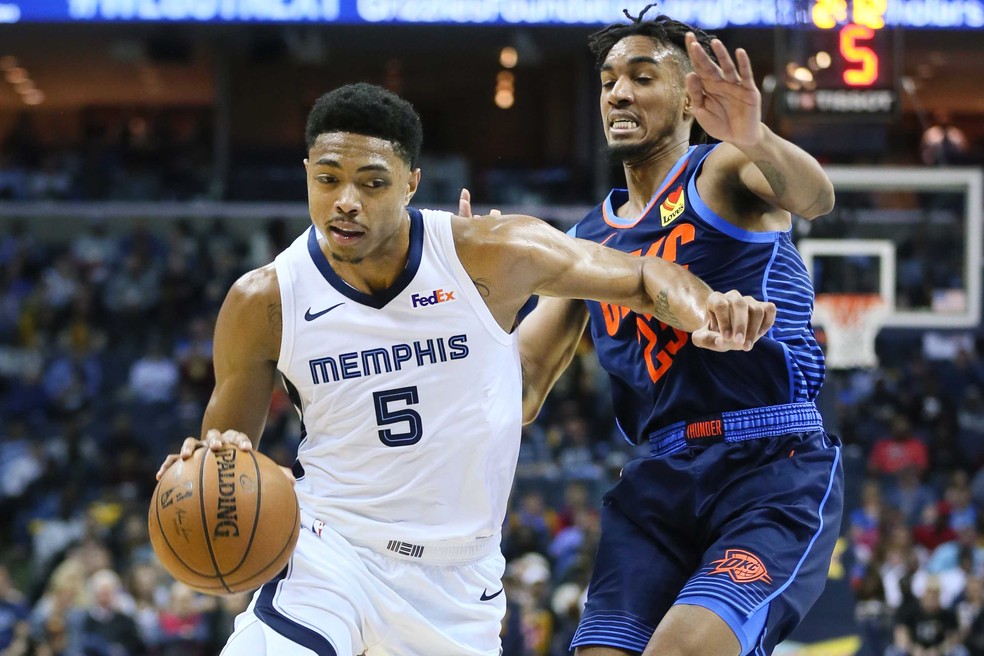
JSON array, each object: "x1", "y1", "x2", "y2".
[{"x1": 148, "y1": 447, "x2": 300, "y2": 596}]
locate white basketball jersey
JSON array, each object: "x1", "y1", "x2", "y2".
[{"x1": 274, "y1": 208, "x2": 522, "y2": 548}]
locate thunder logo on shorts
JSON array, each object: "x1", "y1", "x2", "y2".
[{"x1": 709, "y1": 549, "x2": 773, "y2": 584}]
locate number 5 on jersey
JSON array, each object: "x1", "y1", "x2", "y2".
[{"x1": 373, "y1": 386, "x2": 423, "y2": 447}]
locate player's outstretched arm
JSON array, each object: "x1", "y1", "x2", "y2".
[
  {"x1": 156, "y1": 265, "x2": 280, "y2": 481},
  {"x1": 685, "y1": 32, "x2": 834, "y2": 220},
  {"x1": 511, "y1": 216, "x2": 709, "y2": 331},
  {"x1": 469, "y1": 214, "x2": 772, "y2": 340}
]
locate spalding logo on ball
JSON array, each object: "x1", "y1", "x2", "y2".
[{"x1": 149, "y1": 447, "x2": 300, "y2": 595}]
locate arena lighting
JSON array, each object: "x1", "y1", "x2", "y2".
[
  {"x1": 0, "y1": 61, "x2": 44, "y2": 105},
  {"x1": 22, "y1": 89, "x2": 43, "y2": 105},
  {"x1": 499, "y1": 46, "x2": 518, "y2": 69},
  {"x1": 495, "y1": 69, "x2": 515, "y2": 109},
  {"x1": 494, "y1": 90, "x2": 514, "y2": 109},
  {"x1": 4, "y1": 67, "x2": 27, "y2": 84},
  {"x1": 793, "y1": 67, "x2": 814, "y2": 82}
]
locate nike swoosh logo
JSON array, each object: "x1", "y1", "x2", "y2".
[
  {"x1": 480, "y1": 587, "x2": 504, "y2": 601},
  {"x1": 304, "y1": 302, "x2": 344, "y2": 321}
]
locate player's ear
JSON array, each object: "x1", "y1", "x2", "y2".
[{"x1": 404, "y1": 168, "x2": 421, "y2": 205}]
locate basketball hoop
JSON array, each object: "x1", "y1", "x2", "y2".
[{"x1": 812, "y1": 293, "x2": 889, "y2": 369}]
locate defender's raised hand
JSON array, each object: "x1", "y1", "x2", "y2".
[
  {"x1": 684, "y1": 32, "x2": 762, "y2": 147},
  {"x1": 458, "y1": 188, "x2": 475, "y2": 217},
  {"x1": 458, "y1": 188, "x2": 501, "y2": 219}
]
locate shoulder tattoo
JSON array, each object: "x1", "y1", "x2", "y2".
[
  {"x1": 267, "y1": 303, "x2": 282, "y2": 336},
  {"x1": 472, "y1": 278, "x2": 492, "y2": 298}
]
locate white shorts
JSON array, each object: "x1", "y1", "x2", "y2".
[{"x1": 221, "y1": 512, "x2": 507, "y2": 656}]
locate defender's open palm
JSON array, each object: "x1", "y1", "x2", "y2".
[
  {"x1": 692, "y1": 291, "x2": 775, "y2": 352},
  {"x1": 685, "y1": 32, "x2": 762, "y2": 147}
]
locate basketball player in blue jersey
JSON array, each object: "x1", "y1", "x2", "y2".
[
  {"x1": 506, "y1": 6, "x2": 843, "y2": 656},
  {"x1": 155, "y1": 83, "x2": 776, "y2": 656}
]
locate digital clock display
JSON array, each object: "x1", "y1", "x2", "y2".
[{"x1": 778, "y1": 0, "x2": 900, "y2": 118}]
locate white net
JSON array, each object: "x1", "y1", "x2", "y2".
[{"x1": 812, "y1": 293, "x2": 890, "y2": 369}]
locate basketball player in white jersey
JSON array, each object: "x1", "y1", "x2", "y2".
[{"x1": 156, "y1": 82, "x2": 776, "y2": 656}]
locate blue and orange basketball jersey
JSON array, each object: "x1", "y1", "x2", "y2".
[{"x1": 572, "y1": 144, "x2": 825, "y2": 443}]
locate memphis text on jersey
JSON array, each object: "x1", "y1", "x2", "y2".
[{"x1": 308, "y1": 334, "x2": 470, "y2": 385}]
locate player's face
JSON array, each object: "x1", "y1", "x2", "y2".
[
  {"x1": 600, "y1": 35, "x2": 691, "y2": 162},
  {"x1": 305, "y1": 132, "x2": 420, "y2": 265}
]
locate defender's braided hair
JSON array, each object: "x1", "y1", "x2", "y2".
[{"x1": 588, "y1": 4, "x2": 718, "y2": 143}]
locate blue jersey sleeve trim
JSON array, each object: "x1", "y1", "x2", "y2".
[
  {"x1": 686, "y1": 148, "x2": 785, "y2": 245},
  {"x1": 761, "y1": 240, "x2": 779, "y2": 333},
  {"x1": 566, "y1": 225, "x2": 577, "y2": 238}
]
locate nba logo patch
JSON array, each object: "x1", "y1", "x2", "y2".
[
  {"x1": 312, "y1": 519, "x2": 326, "y2": 538},
  {"x1": 660, "y1": 186, "x2": 685, "y2": 227}
]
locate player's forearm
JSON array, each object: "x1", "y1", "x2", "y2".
[
  {"x1": 518, "y1": 297, "x2": 588, "y2": 424},
  {"x1": 639, "y1": 258, "x2": 710, "y2": 332},
  {"x1": 737, "y1": 124, "x2": 835, "y2": 220}
]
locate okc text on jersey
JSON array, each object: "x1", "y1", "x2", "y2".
[
  {"x1": 411, "y1": 288, "x2": 456, "y2": 307},
  {"x1": 308, "y1": 335, "x2": 469, "y2": 385}
]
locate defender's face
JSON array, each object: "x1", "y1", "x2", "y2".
[
  {"x1": 600, "y1": 35, "x2": 690, "y2": 161},
  {"x1": 305, "y1": 132, "x2": 419, "y2": 264}
]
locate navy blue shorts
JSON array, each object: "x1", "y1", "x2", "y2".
[{"x1": 571, "y1": 430, "x2": 844, "y2": 655}]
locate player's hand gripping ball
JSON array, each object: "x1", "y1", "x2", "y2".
[{"x1": 149, "y1": 447, "x2": 300, "y2": 595}]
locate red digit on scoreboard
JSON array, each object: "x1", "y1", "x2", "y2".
[{"x1": 839, "y1": 23, "x2": 878, "y2": 86}]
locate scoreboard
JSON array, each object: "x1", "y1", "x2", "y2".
[{"x1": 778, "y1": 0, "x2": 901, "y2": 119}]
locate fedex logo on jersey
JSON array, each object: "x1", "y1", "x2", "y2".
[{"x1": 411, "y1": 288, "x2": 456, "y2": 308}]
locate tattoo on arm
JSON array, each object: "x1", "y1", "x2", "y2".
[
  {"x1": 267, "y1": 303, "x2": 282, "y2": 337},
  {"x1": 755, "y1": 160, "x2": 788, "y2": 198},
  {"x1": 472, "y1": 278, "x2": 491, "y2": 298},
  {"x1": 654, "y1": 289, "x2": 681, "y2": 327}
]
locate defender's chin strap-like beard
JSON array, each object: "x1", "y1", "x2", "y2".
[{"x1": 607, "y1": 140, "x2": 660, "y2": 165}]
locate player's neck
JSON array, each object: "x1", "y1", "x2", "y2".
[
  {"x1": 328, "y1": 213, "x2": 412, "y2": 294},
  {"x1": 620, "y1": 140, "x2": 690, "y2": 215}
]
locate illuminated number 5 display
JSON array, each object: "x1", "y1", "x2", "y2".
[
  {"x1": 373, "y1": 386, "x2": 423, "y2": 446},
  {"x1": 840, "y1": 23, "x2": 878, "y2": 86}
]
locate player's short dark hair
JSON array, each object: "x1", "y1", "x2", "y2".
[
  {"x1": 305, "y1": 83, "x2": 423, "y2": 168},
  {"x1": 588, "y1": 4, "x2": 718, "y2": 143}
]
